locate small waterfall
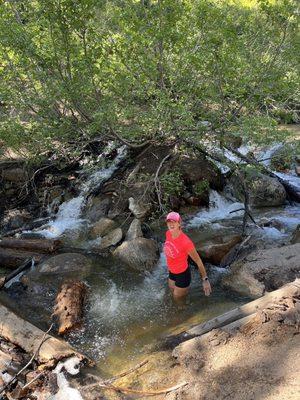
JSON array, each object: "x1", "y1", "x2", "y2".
[
  {"x1": 35, "y1": 145, "x2": 127, "y2": 238},
  {"x1": 188, "y1": 190, "x2": 244, "y2": 227}
]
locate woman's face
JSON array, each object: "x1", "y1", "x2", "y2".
[{"x1": 166, "y1": 219, "x2": 181, "y2": 232}]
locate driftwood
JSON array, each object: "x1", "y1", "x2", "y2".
[
  {"x1": 0, "y1": 258, "x2": 33, "y2": 289},
  {"x1": 0, "y1": 248, "x2": 43, "y2": 269},
  {"x1": 53, "y1": 280, "x2": 87, "y2": 335},
  {"x1": 0, "y1": 324, "x2": 53, "y2": 396},
  {"x1": 0, "y1": 302, "x2": 90, "y2": 365},
  {"x1": 0, "y1": 238, "x2": 62, "y2": 253},
  {"x1": 187, "y1": 279, "x2": 300, "y2": 336},
  {"x1": 161, "y1": 279, "x2": 300, "y2": 349}
]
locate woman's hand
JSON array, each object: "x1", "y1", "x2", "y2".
[{"x1": 202, "y1": 279, "x2": 212, "y2": 296}]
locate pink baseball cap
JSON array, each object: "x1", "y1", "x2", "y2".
[{"x1": 166, "y1": 211, "x2": 181, "y2": 222}]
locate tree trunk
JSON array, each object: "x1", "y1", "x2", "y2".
[
  {"x1": 0, "y1": 238, "x2": 62, "y2": 253},
  {"x1": 187, "y1": 279, "x2": 300, "y2": 336},
  {"x1": 0, "y1": 302, "x2": 90, "y2": 365},
  {"x1": 0, "y1": 249, "x2": 43, "y2": 269},
  {"x1": 53, "y1": 280, "x2": 87, "y2": 335},
  {"x1": 160, "y1": 279, "x2": 300, "y2": 350}
]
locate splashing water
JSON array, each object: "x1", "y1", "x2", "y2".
[
  {"x1": 188, "y1": 190, "x2": 244, "y2": 227},
  {"x1": 36, "y1": 145, "x2": 127, "y2": 238}
]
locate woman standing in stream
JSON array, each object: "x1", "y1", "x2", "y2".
[{"x1": 163, "y1": 211, "x2": 212, "y2": 303}]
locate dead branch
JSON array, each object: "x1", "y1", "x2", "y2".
[
  {"x1": 0, "y1": 258, "x2": 33, "y2": 289},
  {"x1": 154, "y1": 153, "x2": 171, "y2": 212},
  {"x1": 109, "y1": 128, "x2": 153, "y2": 149},
  {"x1": 0, "y1": 324, "x2": 53, "y2": 396}
]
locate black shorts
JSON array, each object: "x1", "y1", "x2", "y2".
[{"x1": 169, "y1": 267, "x2": 191, "y2": 288}]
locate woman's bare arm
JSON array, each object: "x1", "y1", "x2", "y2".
[
  {"x1": 188, "y1": 248, "x2": 207, "y2": 278},
  {"x1": 188, "y1": 248, "x2": 212, "y2": 296}
]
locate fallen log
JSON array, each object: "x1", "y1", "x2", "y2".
[
  {"x1": 187, "y1": 279, "x2": 300, "y2": 336},
  {"x1": 0, "y1": 249, "x2": 43, "y2": 269},
  {"x1": 0, "y1": 302, "x2": 90, "y2": 365},
  {"x1": 53, "y1": 280, "x2": 87, "y2": 335},
  {"x1": 0, "y1": 238, "x2": 62, "y2": 253},
  {"x1": 160, "y1": 279, "x2": 300, "y2": 349},
  {"x1": 0, "y1": 258, "x2": 33, "y2": 289}
]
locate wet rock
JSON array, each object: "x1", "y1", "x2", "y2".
[
  {"x1": 84, "y1": 196, "x2": 111, "y2": 223},
  {"x1": 128, "y1": 197, "x2": 150, "y2": 219},
  {"x1": 113, "y1": 238, "x2": 159, "y2": 272},
  {"x1": 126, "y1": 218, "x2": 143, "y2": 240},
  {"x1": 38, "y1": 253, "x2": 91, "y2": 276},
  {"x1": 94, "y1": 228, "x2": 123, "y2": 250},
  {"x1": 1, "y1": 209, "x2": 32, "y2": 231},
  {"x1": 88, "y1": 217, "x2": 116, "y2": 239},
  {"x1": 230, "y1": 171, "x2": 286, "y2": 207},
  {"x1": 222, "y1": 243, "x2": 300, "y2": 298},
  {"x1": 1, "y1": 167, "x2": 28, "y2": 183},
  {"x1": 295, "y1": 166, "x2": 300, "y2": 176},
  {"x1": 196, "y1": 235, "x2": 242, "y2": 265},
  {"x1": 260, "y1": 218, "x2": 285, "y2": 232},
  {"x1": 291, "y1": 224, "x2": 300, "y2": 244}
]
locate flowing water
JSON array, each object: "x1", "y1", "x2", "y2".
[{"x1": 4, "y1": 132, "x2": 300, "y2": 378}]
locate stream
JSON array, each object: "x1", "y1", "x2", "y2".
[{"x1": 1, "y1": 132, "x2": 300, "y2": 379}]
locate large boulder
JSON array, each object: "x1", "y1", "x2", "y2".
[
  {"x1": 113, "y1": 238, "x2": 159, "y2": 272},
  {"x1": 84, "y1": 196, "x2": 111, "y2": 223},
  {"x1": 179, "y1": 154, "x2": 224, "y2": 191},
  {"x1": 38, "y1": 253, "x2": 91, "y2": 276},
  {"x1": 92, "y1": 228, "x2": 123, "y2": 251},
  {"x1": 230, "y1": 171, "x2": 286, "y2": 207},
  {"x1": 88, "y1": 217, "x2": 116, "y2": 239},
  {"x1": 222, "y1": 244, "x2": 300, "y2": 298},
  {"x1": 196, "y1": 235, "x2": 242, "y2": 265}
]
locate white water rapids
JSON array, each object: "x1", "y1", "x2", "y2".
[{"x1": 33, "y1": 144, "x2": 127, "y2": 238}]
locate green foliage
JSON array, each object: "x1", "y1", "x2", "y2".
[
  {"x1": 270, "y1": 142, "x2": 300, "y2": 171},
  {"x1": 160, "y1": 170, "x2": 185, "y2": 204},
  {"x1": 0, "y1": 0, "x2": 299, "y2": 157},
  {"x1": 194, "y1": 179, "x2": 210, "y2": 196}
]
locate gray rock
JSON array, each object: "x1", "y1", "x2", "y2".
[
  {"x1": 230, "y1": 171, "x2": 286, "y2": 207},
  {"x1": 38, "y1": 253, "x2": 91, "y2": 276},
  {"x1": 128, "y1": 197, "x2": 150, "y2": 219},
  {"x1": 91, "y1": 228, "x2": 123, "y2": 251},
  {"x1": 126, "y1": 219, "x2": 143, "y2": 240},
  {"x1": 113, "y1": 238, "x2": 159, "y2": 272},
  {"x1": 291, "y1": 224, "x2": 300, "y2": 244},
  {"x1": 222, "y1": 244, "x2": 300, "y2": 298},
  {"x1": 84, "y1": 196, "x2": 111, "y2": 223},
  {"x1": 89, "y1": 217, "x2": 116, "y2": 239}
]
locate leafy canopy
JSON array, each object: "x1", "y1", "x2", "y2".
[{"x1": 0, "y1": 0, "x2": 299, "y2": 156}]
